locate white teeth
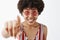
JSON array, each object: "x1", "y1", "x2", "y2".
[{"x1": 29, "y1": 19, "x2": 33, "y2": 22}]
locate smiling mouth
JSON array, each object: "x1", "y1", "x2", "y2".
[
  {"x1": 28, "y1": 19, "x2": 35, "y2": 23},
  {"x1": 26, "y1": 17, "x2": 37, "y2": 23}
]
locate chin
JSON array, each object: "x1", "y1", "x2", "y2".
[{"x1": 27, "y1": 21, "x2": 35, "y2": 25}]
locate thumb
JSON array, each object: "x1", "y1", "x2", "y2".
[{"x1": 17, "y1": 15, "x2": 20, "y2": 24}]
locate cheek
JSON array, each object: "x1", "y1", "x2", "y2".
[
  {"x1": 32, "y1": 11, "x2": 38, "y2": 16},
  {"x1": 33, "y1": 13, "x2": 37, "y2": 16},
  {"x1": 23, "y1": 11, "x2": 30, "y2": 16},
  {"x1": 23, "y1": 12, "x2": 28, "y2": 17},
  {"x1": 34, "y1": 14, "x2": 38, "y2": 18},
  {"x1": 23, "y1": 14, "x2": 28, "y2": 20},
  {"x1": 25, "y1": 12, "x2": 29, "y2": 16},
  {"x1": 34, "y1": 15, "x2": 38, "y2": 20}
]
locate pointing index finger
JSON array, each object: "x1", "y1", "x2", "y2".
[{"x1": 17, "y1": 15, "x2": 20, "y2": 24}]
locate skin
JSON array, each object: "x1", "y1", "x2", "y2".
[
  {"x1": 2, "y1": 8, "x2": 47, "y2": 40},
  {"x1": 2, "y1": 16, "x2": 21, "y2": 37},
  {"x1": 22, "y1": 8, "x2": 40, "y2": 40},
  {"x1": 22, "y1": 8, "x2": 39, "y2": 26},
  {"x1": 22, "y1": 8, "x2": 47, "y2": 40},
  {"x1": 43, "y1": 25, "x2": 47, "y2": 40}
]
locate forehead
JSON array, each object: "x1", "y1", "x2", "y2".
[{"x1": 23, "y1": 7, "x2": 38, "y2": 10}]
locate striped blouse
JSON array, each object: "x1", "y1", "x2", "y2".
[{"x1": 18, "y1": 24, "x2": 43, "y2": 40}]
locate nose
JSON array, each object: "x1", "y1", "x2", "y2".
[{"x1": 28, "y1": 11, "x2": 33, "y2": 19}]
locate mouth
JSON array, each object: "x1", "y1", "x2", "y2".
[
  {"x1": 27, "y1": 18, "x2": 37, "y2": 24},
  {"x1": 28, "y1": 19, "x2": 34, "y2": 23},
  {"x1": 25, "y1": 17, "x2": 37, "y2": 24}
]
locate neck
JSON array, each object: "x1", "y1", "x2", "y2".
[{"x1": 23, "y1": 21, "x2": 39, "y2": 28}]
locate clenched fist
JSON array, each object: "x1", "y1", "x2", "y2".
[{"x1": 2, "y1": 16, "x2": 21, "y2": 38}]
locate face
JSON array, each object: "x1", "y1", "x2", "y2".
[{"x1": 22, "y1": 8, "x2": 39, "y2": 25}]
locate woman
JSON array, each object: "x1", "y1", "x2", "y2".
[{"x1": 2, "y1": 0, "x2": 47, "y2": 40}]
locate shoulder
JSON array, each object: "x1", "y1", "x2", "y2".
[
  {"x1": 38, "y1": 23, "x2": 47, "y2": 31},
  {"x1": 41, "y1": 24, "x2": 47, "y2": 34},
  {"x1": 41, "y1": 24, "x2": 47, "y2": 32},
  {"x1": 38, "y1": 23, "x2": 48, "y2": 33},
  {"x1": 41, "y1": 24, "x2": 48, "y2": 40}
]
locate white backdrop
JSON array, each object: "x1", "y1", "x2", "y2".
[{"x1": 0, "y1": 0, "x2": 60, "y2": 40}]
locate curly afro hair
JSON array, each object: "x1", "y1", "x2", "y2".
[{"x1": 17, "y1": 0, "x2": 44, "y2": 15}]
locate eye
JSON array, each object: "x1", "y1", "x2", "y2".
[
  {"x1": 24, "y1": 11, "x2": 29, "y2": 16},
  {"x1": 32, "y1": 11, "x2": 37, "y2": 16}
]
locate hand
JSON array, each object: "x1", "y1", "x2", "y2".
[{"x1": 3, "y1": 16, "x2": 21, "y2": 38}]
